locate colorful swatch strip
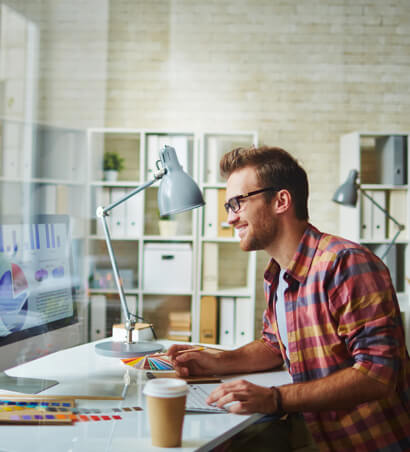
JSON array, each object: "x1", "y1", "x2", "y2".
[
  {"x1": 0, "y1": 399, "x2": 142, "y2": 425},
  {"x1": 0, "y1": 399, "x2": 74, "y2": 425},
  {"x1": 122, "y1": 354, "x2": 174, "y2": 371}
]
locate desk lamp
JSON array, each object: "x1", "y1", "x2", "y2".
[
  {"x1": 332, "y1": 169, "x2": 405, "y2": 260},
  {"x1": 95, "y1": 145, "x2": 205, "y2": 358}
]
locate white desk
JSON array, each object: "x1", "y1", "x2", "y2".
[{"x1": 1, "y1": 340, "x2": 292, "y2": 452}]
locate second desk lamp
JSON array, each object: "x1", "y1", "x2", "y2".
[
  {"x1": 95, "y1": 145, "x2": 205, "y2": 358},
  {"x1": 332, "y1": 169, "x2": 405, "y2": 260}
]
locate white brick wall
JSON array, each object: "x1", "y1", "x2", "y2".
[{"x1": 4, "y1": 0, "x2": 410, "y2": 334}]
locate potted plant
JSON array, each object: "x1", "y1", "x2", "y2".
[
  {"x1": 103, "y1": 151, "x2": 124, "y2": 181},
  {"x1": 158, "y1": 214, "x2": 178, "y2": 237}
]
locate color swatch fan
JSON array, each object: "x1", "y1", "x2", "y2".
[{"x1": 122, "y1": 354, "x2": 174, "y2": 371}]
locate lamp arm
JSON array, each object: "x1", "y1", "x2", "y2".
[
  {"x1": 95, "y1": 172, "x2": 165, "y2": 344},
  {"x1": 98, "y1": 213, "x2": 133, "y2": 341},
  {"x1": 101, "y1": 171, "x2": 165, "y2": 216},
  {"x1": 360, "y1": 189, "x2": 405, "y2": 230},
  {"x1": 360, "y1": 189, "x2": 405, "y2": 261},
  {"x1": 381, "y1": 228, "x2": 402, "y2": 260}
]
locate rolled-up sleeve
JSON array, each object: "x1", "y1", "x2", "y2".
[
  {"x1": 328, "y1": 248, "x2": 403, "y2": 386},
  {"x1": 260, "y1": 308, "x2": 282, "y2": 355}
]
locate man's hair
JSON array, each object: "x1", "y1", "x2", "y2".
[{"x1": 220, "y1": 146, "x2": 309, "y2": 220}]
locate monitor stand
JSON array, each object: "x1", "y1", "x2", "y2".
[{"x1": 0, "y1": 372, "x2": 58, "y2": 394}]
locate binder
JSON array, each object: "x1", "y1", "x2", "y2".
[
  {"x1": 125, "y1": 187, "x2": 143, "y2": 238},
  {"x1": 360, "y1": 192, "x2": 372, "y2": 240},
  {"x1": 235, "y1": 297, "x2": 253, "y2": 346},
  {"x1": 56, "y1": 184, "x2": 69, "y2": 214},
  {"x1": 121, "y1": 295, "x2": 137, "y2": 324},
  {"x1": 206, "y1": 136, "x2": 219, "y2": 183},
  {"x1": 2, "y1": 122, "x2": 20, "y2": 178},
  {"x1": 372, "y1": 244, "x2": 397, "y2": 289},
  {"x1": 110, "y1": 187, "x2": 126, "y2": 238},
  {"x1": 90, "y1": 295, "x2": 107, "y2": 341},
  {"x1": 219, "y1": 297, "x2": 235, "y2": 346},
  {"x1": 171, "y1": 135, "x2": 189, "y2": 174},
  {"x1": 202, "y1": 242, "x2": 218, "y2": 291},
  {"x1": 146, "y1": 134, "x2": 159, "y2": 176},
  {"x1": 377, "y1": 135, "x2": 407, "y2": 185},
  {"x1": 200, "y1": 296, "x2": 218, "y2": 344},
  {"x1": 371, "y1": 190, "x2": 386, "y2": 240},
  {"x1": 204, "y1": 189, "x2": 218, "y2": 237},
  {"x1": 95, "y1": 187, "x2": 110, "y2": 236},
  {"x1": 217, "y1": 188, "x2": 234, "y2": 237},
  {"x1": 388, "y1": 190, "x2": 407, "y2": 241},
  {"x1": 37, "y1": 184, "x2": 57, "y2": 214}
]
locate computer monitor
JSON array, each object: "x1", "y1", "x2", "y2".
[{"x1": 0, "y1": 214, "x2": 79, "y2": 393}]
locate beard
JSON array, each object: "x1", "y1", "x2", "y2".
[{"x1": 238, "y1": 214, "x2": 278, "y2": 252}]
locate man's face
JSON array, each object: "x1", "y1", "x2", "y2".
[{"x1": 226, "y1": 167, "x2": 277, "y2": 252}]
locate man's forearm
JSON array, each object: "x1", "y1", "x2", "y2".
[
  {"x1": 280, "y1": 367, "x2": 391, "y2": 413},
  {"x1": 217, "y1": 340, "x2": 284, "y2": 374}
]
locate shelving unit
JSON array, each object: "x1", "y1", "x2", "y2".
[
  {"x1": 338, "y1": 132, "x2": 410, "y2": 350},
  {"x1": 86, "y1": 129, "x2": 199, "y2": 342},
  {"x1": 86, "y1": 129, "x2": 258, "y2": 346}
]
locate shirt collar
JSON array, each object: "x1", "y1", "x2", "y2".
[{"x1": 264, "y1": 223, "x2": 322, "y2": 285}]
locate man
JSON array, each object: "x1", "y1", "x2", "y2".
[{"x1": 168, "y1": 146, "x2": 410, "y2": 451}]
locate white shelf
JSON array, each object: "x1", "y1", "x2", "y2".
[
  {"x1": 361, "y1": 184, "x2": 408, "y2": 190},
  {"x1": 201, "y1": 236, "x2": 240, "y2": 243},
  {"x1": 359, "y1": 239, "x2": 408, "y2": 245},
  {"x1": 90, "y1": 181, "x2": 142, "y2": 187},
  {"x1": 89, "y1": 288, "x2": 139, "y2": 295},
  {"x1": 143, "y1": 235, "x2": 194, "y2": 242},
  {"x1": 200, "y1": 288, "x2": 253, "y2": 297}
]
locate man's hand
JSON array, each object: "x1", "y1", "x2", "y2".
[
  {"x1": 206, "y1": 379, "x2": 278, "y2": 415},
  {"x1": 167, "y1": 344, "x2": 222, "y2": 377}
]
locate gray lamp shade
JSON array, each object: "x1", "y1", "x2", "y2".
[
  {"x1": 332, "y1": 169, "x2": 359, "y2": 207},
  {"x1": 158, "y1": 145, "x2": 205, "y2": 216}
]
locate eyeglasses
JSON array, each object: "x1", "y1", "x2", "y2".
[{"x1": 224, "y1": 187, "x2": 280, "y2": 214}]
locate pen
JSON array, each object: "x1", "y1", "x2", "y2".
[{"x1": 153, "y1": 346, "x2": 205, "y2": 358}]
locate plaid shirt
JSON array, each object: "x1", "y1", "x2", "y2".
[{"x1": 261, "y1": 224, "x2": 410, "y2": 451}]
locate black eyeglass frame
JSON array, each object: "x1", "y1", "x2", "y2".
[{"x1": 224, "y1": 187, "x2": 280, "y2": 214}]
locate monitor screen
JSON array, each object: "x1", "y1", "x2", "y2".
[
  {"x1": 0, "y1": 214, "x2": 77, "y2": 344},
  {"x1": 0, "y1": 214, "x2": 78, "y2": 393}
]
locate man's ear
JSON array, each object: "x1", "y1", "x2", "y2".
[{"x1": 274, "y1": 190, "x2": 292, "y2": 214}]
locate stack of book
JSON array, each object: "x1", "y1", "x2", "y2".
[{"x1": 167, "y1": 312, "x2": 191, "y2": 342}]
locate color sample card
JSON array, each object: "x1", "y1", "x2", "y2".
[
  {"x1": 0, "y1": 399, "x2": 74, "y2": 425},
  {"x1": 0, "y1": 399, "x2": 142, "y2": 424},
  {"x1": 122, "y1": 354, "x2": 174, "y2": 371}
]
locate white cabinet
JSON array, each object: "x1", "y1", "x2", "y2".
[
  {"x1": 87, "y1": 129, "x2": 258, "y2": 346},
  {"x1": 338, "y1": 132, "x2": 410, "y2": 350}
]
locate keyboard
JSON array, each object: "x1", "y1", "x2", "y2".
[{"x1": 185, "y1": 384, "x2": 226, "y2": 413}]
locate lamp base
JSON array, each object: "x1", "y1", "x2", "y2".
[{"x1": 95, "y1": 340, "x2": 164, "y2": 358}]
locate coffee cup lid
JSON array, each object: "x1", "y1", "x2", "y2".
[{"x1": 143, "y1": 378, "x2": 188, "y2": 398}]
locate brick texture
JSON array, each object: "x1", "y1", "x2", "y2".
[{"x1": 4, "y1": 0, "x2": 410, "y2": 336}]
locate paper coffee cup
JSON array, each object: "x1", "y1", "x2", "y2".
[{"x1": 143, "y1": 378, "x2": 188, "y2": 447}]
